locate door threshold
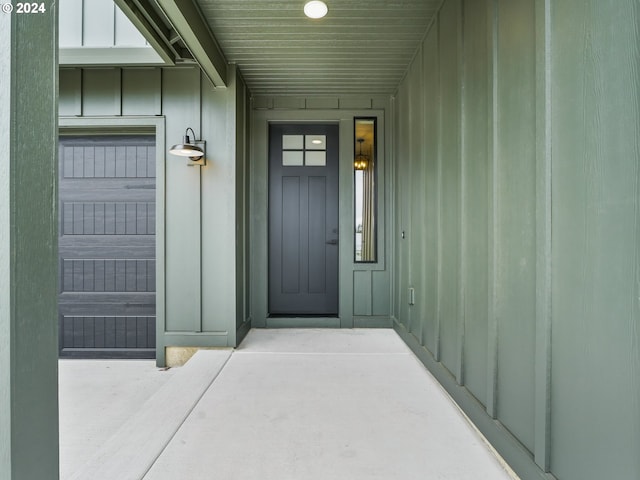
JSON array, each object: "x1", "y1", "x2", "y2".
[{"x1": 265, "y1": 317, "x2": 341, "y2": 328}]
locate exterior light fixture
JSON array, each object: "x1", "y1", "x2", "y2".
[
  {"x1": 354, "y1": 138, "x2": 368, "y2": 170},
  {"x1": 304, "y1": 0, "x2": 328, "y2": 19},
  {"x1": 169, "y1": 127, "x2": 206, "y2": 166}
]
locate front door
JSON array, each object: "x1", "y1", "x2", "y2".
[{"x1": 269, "y1": 123, "x2": 339, "y2": 315}]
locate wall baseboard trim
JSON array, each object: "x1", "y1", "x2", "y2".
[{"x1": 392, "y1": 318, "x2": 556, "y2": 480}]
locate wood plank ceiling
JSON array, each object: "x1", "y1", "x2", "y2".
[{"x1": 195, "y1": 0, "x2": 442, "y2": 95}]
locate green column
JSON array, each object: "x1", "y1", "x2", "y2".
[{"x1": 0, "y1": 2, "x2": 59, "y2": 479}]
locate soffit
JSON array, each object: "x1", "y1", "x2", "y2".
[{"x1": 195, "y1": 0, "x2": 441, "y2": 95}]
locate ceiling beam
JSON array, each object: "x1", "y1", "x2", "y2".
[
  {"x1": 155, "y1": 0, "x2": 228, "y2": 88},
  {"x1": 114, "y1": 0, "x2": 176, "y2": 65}
]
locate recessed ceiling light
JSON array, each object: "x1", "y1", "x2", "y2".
[{"x1": 304, "y1": 0, "x2": 328, "y2": 19}]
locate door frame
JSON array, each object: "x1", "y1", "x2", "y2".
[
  {"x1": 250, "y1": 107, "x2": 388, "y2": 329},
  {"x1": 268, "y1": 122, "x2": 341, "y2": 317},
  {"x1": 59, "y1": 116, "x2": 166, "y2": 357}
]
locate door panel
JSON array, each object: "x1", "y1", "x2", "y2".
[
  {"x1": 269, "y1": 124, "x2": 339, "y2": 315},
  {"x1": 58, "y1": 135, "x2": 156, "y2": 358}
]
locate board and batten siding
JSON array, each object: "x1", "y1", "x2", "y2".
[
  {"x1": 59, "y1": 0, "x2": 164, "y2": 66},
  {"x1": 59, "y1": 66, "x2": 251, "y2": 366},
  {"x1": 59, "y1": 0, "x2": 144, "y2": 47},
  {"x1": 393, "y1": 0, "x2": 640, "y2": 480}
]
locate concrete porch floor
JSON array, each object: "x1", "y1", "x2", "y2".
[{"x1": 59, "y1": 329, "x2": 518, "y2": 480}]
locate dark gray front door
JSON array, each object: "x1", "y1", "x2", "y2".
[
  {"x1": 58, "y1": 135, "x2": 156, "y2": 358},
  {"x1": 269, "y1": 124, "x2": 339, "y2": 315}
]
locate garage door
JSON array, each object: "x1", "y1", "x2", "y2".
[{"x1": 58, "y1": 135, "x2": 156, "y2": 359}]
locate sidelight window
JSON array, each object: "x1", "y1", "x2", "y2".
[{"x1": 354, "y1": 118, "x2": 377, "y2": 262}]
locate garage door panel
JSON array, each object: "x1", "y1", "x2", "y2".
[
  {"x1": 59, "y1": 135, "x2": 156, "y2": 359},
  {"x1": 60, "y1": 238, "x2": 154, "y2": 251},
  {"x1": 61, "y1": 143, "x2": 156, "y2": 179},
  {"x1": 61, "y1": 201, "x2": 155, "y2": 235},
  {"x1": 61, "y1": 177, "x2": 155, "y2": 192},
  {"x1": 59, "y1": 315, "x2": 155, "y2": 356},
  {"x1": 59, "y1": 295, "x2": 155, "y2": 315},
  {"x1": 60, "y1": 258, "x2": 156, "y2": 293}
]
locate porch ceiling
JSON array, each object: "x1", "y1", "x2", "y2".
[{"x1": 194, "y1": 0, "x2": 441, "y2": 96}]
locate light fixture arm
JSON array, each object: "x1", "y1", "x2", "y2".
[{"x1": 184, "y1": 127, "x2": 198, "y2": 143}]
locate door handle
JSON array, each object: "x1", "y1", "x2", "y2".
[{"x1": 326, "y1": 239, "x2": 338, "y2": 245}]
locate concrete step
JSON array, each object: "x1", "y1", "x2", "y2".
[{"x1": 68, "y1": 350, "x2": 232, "y2": 480}]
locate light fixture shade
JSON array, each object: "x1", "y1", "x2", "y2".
[
  {"x1": 304, "y1": 0, "x2": 328, "y2": 19},
  {"x1": 354, "y1": 137, "x2": 368, "y2": 170},
  {"x1": 169, "y1": 128, "x2": 205, "y2": 164},
  {"x1": 169, "y1": 142, "x2": 204, "y2": 158},
  {"x1": 354, "y1": 155, "x2": 368, "y2": 170}
]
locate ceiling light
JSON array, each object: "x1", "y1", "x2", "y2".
[
  {"x1": 311, "y1": 139, "x2": 323, "y2": 145},
  {"x1": 304, "y1": 0, "x2": 328, "y2": 19}
]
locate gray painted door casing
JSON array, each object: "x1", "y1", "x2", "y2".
[
  {"x1": 58, "y1": 135, "x2": 156, "y2": 358},
  {"x1": 269, "y1": 123, "x2": 339, "y2": 315}
]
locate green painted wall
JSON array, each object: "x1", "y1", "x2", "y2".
[
  {"x1": 0, "y1": 3, "x2": 59, "y2": 478},
  {"x1": 59, "y1": 66, "x2": 251, "y2": 364},
  {"x1": 393, "y1": 0, "x2": 640, "y2": 479},
  {"x1": 550, "y1": 1, "x2": 640, "y2": 478},
  {"x1": 495, "y1": 0, "x2": 537, "y2": 452},
  {"x1": 460, "y1": 0, "x2": 490, "y2": 404}
]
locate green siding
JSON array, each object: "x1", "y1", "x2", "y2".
[
  {"x1": 353, "y1": 271, "x2": 373, "y2": 316},
  {"x1": 437, "y1": 0, "x2": 462, "y2": 378},
  {"x1": 83, "y1": 68, "x2": 122, "y2": 115},
  {"x1": 393, "y1": 0, "x2": 640, "y2": 478},
  {"x1": 122, "y1": 68, "x2": 162, "y2": 115},
  {"x1": 421, "y1": 27, "x2": 440, "y2": 356},
  {"x1": 407, "y1": 46, "x2": 423, "y2": 339},
  {"x1": 59, "y1": 65, "x2": 251, "y2": 362},
  {"x1": 461, "y1": 0, "x2": 490, "y2": 405},
  {"x1": 163, "y1": 68, "x2": 202, "y2": 333},
  {"x1": 371, "y1": 271, "x2": 391, "y2": 316},
  {"x1": 394, "y1": 81, "x2": 411, "y2": 330},
  {"x1": 550, "y1": 0, "x2": 640, "y2": 478},
  {"x1": 495, "y1": 0, "x2": 537, "y2": 451},
  {"x1": 1, "y1": 4, "x2": 59, "y2": 478}
]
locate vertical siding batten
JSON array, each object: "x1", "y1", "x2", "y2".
[
  {"x1": 461, "y1": 0, "x2": 490, "y2": 405},
  {"x1": 495, "y1": 0, "x2": 537, "y2": 452},
  {"x1": 422, "y1": 25, "x2": 440, "y2": 356},
  {"x1": 533, "y1": 0, "x2": 552, "y2": 471},
  {"x1": 438, "y1": 0, "x2": 462, "y2": 375},
  {"x1": 486, "y1": 0, "x2": 499, "y2": 420},
  {"x1": 407, "y1": 44, "x2": 423, "y2": 339},
  {"x1": 434, "y1": 13, "x2": 443, "y2": 363},
  {"x1": 457, "y1": 0, "x2": 466, "y2": 386}
]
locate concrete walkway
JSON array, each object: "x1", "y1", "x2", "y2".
[{"x1": 59, "y1": 329, "x2": 517, "y2": 480}]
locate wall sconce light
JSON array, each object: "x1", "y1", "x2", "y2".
[{"x1": 169, "y1": 127, "x2": 206, "y2": 166}]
